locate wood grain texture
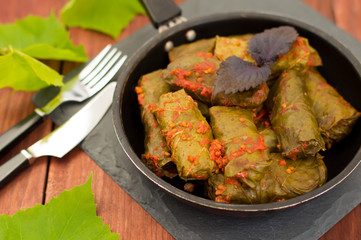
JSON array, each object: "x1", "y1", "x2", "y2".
[
  {"x1": 301, "y1": 0, "x2": 334, "y2": 20},
  {"x1": 0, "y1": 0, "x2": 62, "y2": 214},
  {"x1": 0, "y1": 0, "x2": 360, "y2": 239},
  {"x1": 0, "y1": 86, "x2": 51, "y2": 213},
  {"x1": 333, "y1": 0, "x2": 361, "y2": 41}
]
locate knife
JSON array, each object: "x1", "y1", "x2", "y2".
[
  {"x1": 0, "y1": 82, "x2": 116, "y2": 189},
  {"x1": 0, "y1": 45, "x2": 126, "y2": 155}
]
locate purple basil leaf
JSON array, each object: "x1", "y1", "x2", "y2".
[
  {"x1": 248, "y1": 26, "x2": 298, "y2": 66},
  {"x1": 213, "y1": 56, "x2": 271, "y2": 96}
]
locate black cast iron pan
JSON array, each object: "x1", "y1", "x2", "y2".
[{"x1": 112, "y1": 0, "x2": 361, "y2": 215}]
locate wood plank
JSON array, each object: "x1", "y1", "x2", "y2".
[
  {"x1": 0, "y1": 88, "x2": 51, "y2": 214},
  {"x1": 301, "y1": 0, "x2": 334, "y2": 21},
  {"x1": 0, "y1": 0, "x2": 62, "y2": 214},
  {"x1": 333, "y1": 0, "x2": 361, "y2": 41}
]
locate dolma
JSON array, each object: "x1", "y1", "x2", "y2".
[
  {"x1": 214, "y1": 36, "x2": 254, "y2": 62},
  {"x1": 214, "y1": 36, "x2": 321, "y2": 75},
  {"x1": 136, "y1": 69, "x2": 170, "y2": 107},
  {"x1": 259, "y1": 127, "x2": 279, "y2": 153},
  {"x1": 168, "y1": 38, "x2": 215, "y2": 62},
  {"x1": 208, "y1": 153, "x2": 327, "y2": 204},
  {"x1": 267, "y1": 70, "x2": 325, "y2": 158},
  {"x1": 163, "y1": 53, "x2": 219, "y2": 103},
  {"x1": 155, "y1": 89, "x2": 215, "y2": 180},
  {"x1": 304, "y1": 68, "x2": 361, "y2": 148},
  {"x1": 135, "y1": 70, "x2": 175, "y2": 176},
  {"x1": 209, "y1": 106, "x2": 270, "y2": 188},
  {"x1": 272, "y1": 37, "x2": 322, "y2": 74},
  {"x1": 163, "y1": 53, "x2": 269, "y2": 108},
  {"x1": 212, "y1": 83, "x2": 269, "y2": 109}
]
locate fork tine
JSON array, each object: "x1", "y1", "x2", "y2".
[
  {"x1": 85, "y1": 50, "x2": 122, "y2": 87},
  {"x1": 87, "y1": 54, "x2": 127, "y2": 95},
  {"x1": 81, "y1": 48, "x2": 118, "y2": 85},
  {"x1": 79, "y1": 45, "x2": 112, "y2": 80}
]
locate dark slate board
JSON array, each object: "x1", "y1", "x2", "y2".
[{"x1": 35, "y1": 0, "x2": 361, "y2": 239}]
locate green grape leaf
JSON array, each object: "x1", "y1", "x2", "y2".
[
  {"x1": 0, "y1": 175, "x2": 119, "y2": 240},
  {"x1": 0, "y1": 50, "x2": 63, "y2": 91},
  {"x1": 61, "y1": 0, "x2": 145, "y2": 38},
  {"x1": 0, "y1": 13, "x2": 88, "y2": 62}
]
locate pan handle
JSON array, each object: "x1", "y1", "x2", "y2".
[{"x1": 140, "y1": 0, "x2": 182, "y2": 29}]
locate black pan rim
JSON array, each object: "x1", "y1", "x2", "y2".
[{"x1": 112, "y1": 11, "x2": 361, "y2": 213}]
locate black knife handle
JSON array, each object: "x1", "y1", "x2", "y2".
[
  {"x1": 0, "y1": 151, "x2": 31, "y2": 189},
  {"x1": 0, "y1": 111, "x2": 43, "y2": 155},
  {"x1": 140, "y1": 0, "x2": 181, "y2": 28}
]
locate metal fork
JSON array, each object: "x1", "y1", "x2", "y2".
[{"x1": 0, "y1": 45, "x2": 127, "y2": 154}]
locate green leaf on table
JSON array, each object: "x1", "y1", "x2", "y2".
[
  {"x1": 0, "y1": 175, "x2": 119, "y2": 240},
  {"x1": 0, "y1": 50, "x2": 63, "y2": 91},
  {"x1": 61, "y1": 0, "x2": 145, "y2": 38},
  {"x1": 0, "y1": 13, "x2": 88, "y2": 62}
]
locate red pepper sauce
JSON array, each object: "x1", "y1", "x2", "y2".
[
  {"x1": 215, "y1": 195, "x2": 231, "y2": 203},
  {"x1": 135, "y1": 86, "x2": 144, "y2": 106},
  {"x1": 228, "y1": 135, "x2": 267, "y2": 161},
  {"x1": 193, "y1": 60, "x2": 217, "y2": 75},
  {"x1": 225, "y1": 177, "x2": 240, "y2": 186},
  {"x1": 215, "y1": 184, "x2": 226, "y2": 195},
  {"x1": 171, "y1": 68, "x2": 214, "y2": 97},
  {"x1": 196, "y1": 121, "x2": 210, "y2": 134},
  {"x1": 209, "y1": 139, "x2": 227, "y2": 172}
]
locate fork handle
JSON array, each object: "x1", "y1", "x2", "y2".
[{"x1": 0, "y1": 111, "x2": 43, "y2": 154}]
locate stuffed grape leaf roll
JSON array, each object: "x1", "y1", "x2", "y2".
[
  {"x1": 267, "y1": 70, "x2": 325, "y2": 158},
  {"x1": 304, "y1": 68, "x2": 361, "y2": 148},
  {"x1": 272, "y1": 37, "x2": 322, "y2": 73},
  {"x1": 213, "y1": 35, "x2": 321, "y2": 74},
  {"x1": 207, "y1": 153, "x2": 327, "y2": 204},
  {"x1": 214, "y1": 35, "x2": 255, "y2": 62},
  {"x1": 163, "y1": 53, "x2": 269, "y2": 108},
  {"x1": 259, "y1": 127, "x2": 279, "y2": 153},
  {"x1": 135, "y1": 70, "x2": 175, "y2": 177},
  {"x1": 212, "y1": 83, "x2": 269, "y2": 109},
  {"x1": 155, "y1": 89, "x2": 215, "y2": 180},
  {"x1": 163, "y1": 53, "x2": 219, "y2": 103},
  {"x1": 209, "y1": 106, "x2": 270, "y2": 188},
  {"x1": 168, "y1": 38, "x2": 215, "y2": 62}
]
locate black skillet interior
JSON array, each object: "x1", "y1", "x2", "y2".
[{"x1": 114, "y1": 12, "x2": 361, "y2": 213}]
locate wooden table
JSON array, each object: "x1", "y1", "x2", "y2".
[{"x1": 0, "y1": 0, "x2": 360, "y2": 239}]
